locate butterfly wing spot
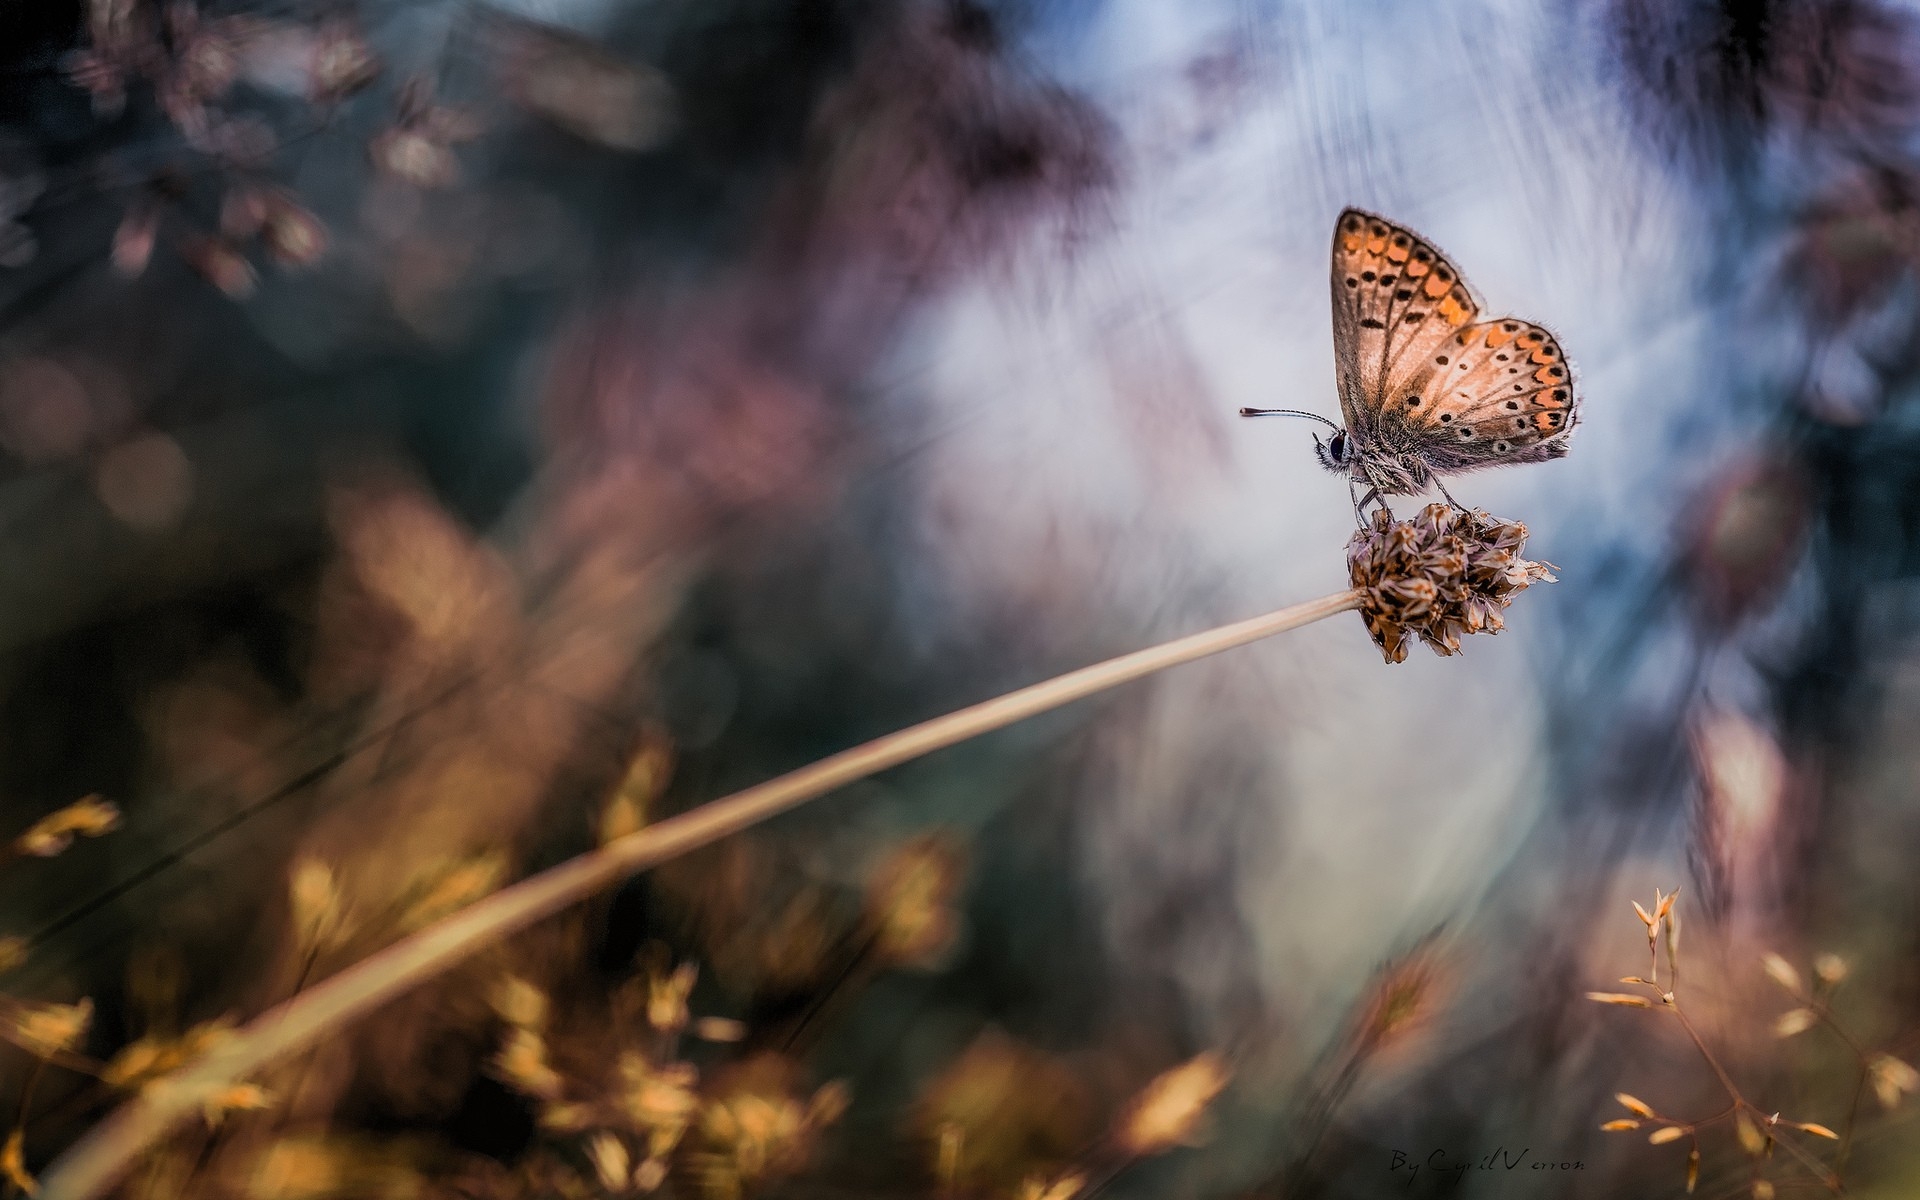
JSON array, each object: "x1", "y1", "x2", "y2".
[
  {"x1": 1504, "y1": 400, "x2": 1519, "y2": 409},
  {"x1": 1362, "y1": 271, "x2": 1377, "y2": 282},
  {"x1": 1435, "y1": 355, "x2": 1448, "y2": 365},
  {"x1": 1494, "y1": 440, "x2": 1510, "y2": 452},
  {"x1": 1403, "y1": 312, "x2": 1426, "y2": 323},
  {"x1": 1347, "y1": 277, "x2": 1359, "y2": 288},
  {"x1": 1360, "y1": 318, "x2": 1385, "y2": 329},
  {"x1": 1438, "y1": 413, "x2": 1453, "y2": 422}
]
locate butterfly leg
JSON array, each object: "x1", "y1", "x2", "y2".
[{"x1": 1350, "y1": 482, "x2": 1383, "y2": 527}]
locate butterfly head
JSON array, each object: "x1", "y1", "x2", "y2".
[{"x1": 1314, "y1": 428, "x2": 1357, "y2": 474}]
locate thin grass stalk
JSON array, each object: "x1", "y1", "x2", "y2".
[{"x1": 38, "y1": 588, "x2": 1362, "y2": 1200}]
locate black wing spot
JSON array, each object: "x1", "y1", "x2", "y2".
[
  {"x1": 1359, "y1": 318, "x2": 1385, "y2": 329},
  {"x1": 1502, "y1": 321, "x2": 1518, "y2": 331},
  {"x1": 1435, "y1": 355, "x2": 1448, "y2": 365},
  {"x1": 1457, "y1": 428, "x2": 1474, "y2": 440},
  {"x1": 1547, "y1": 412, "x2": 1564, "y2": 426},
  {"x1": 1362, "y1": 271, "x2": 1376, "y2": 282},
  {"x1": 1345, "y1": 215, "x2": 1363, "y2": 231},
  {"x1": 1437, "y1": 413, "x2": 1453, "y2": 423},
  {"x1": 1381, "y1": 274, "x2": 1397, "y2": 285},
  {"x1": 1505, "y1": 400, "x2": 1519, "y2": 409},
  {"x1": 1494, "y1": 440, "x2": 1510, "y2": 452},
  {"x1": 1403, "y1": 312, "x2": 1426, "y2": 323},
  {"x1": 1514, "y1": 417, "x2": 1528, "y2": 429},
  {"x1": 1406, "y1": 396, "x2": 1421, "y2": 407},
  {"x1": 1346, "y1": 277, "x2": 1359, "y2": 288},
  {"x1": 1513, "y1": 382, "x2": 1523, "y2": 389},
  {"x1": 1553, "y1": 388, "x2": 1569, "y2": 401},
  {"x1": 1495, "y1": 353, "x2": 1508, "y2": 361},
  {"x1": 1546, "y1": 367, "x2": 1565, "y2": 378},
  {"x1": 1393, "y1": 234, "x2": 1409, "y2": 247},
  {"x1": 1394, "y1": 289, "x2": 1413, "y2": 301}
]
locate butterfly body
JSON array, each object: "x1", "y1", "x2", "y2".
[{"x1": 1250, "y1": 208, "x2": 1578, "y2": 512}]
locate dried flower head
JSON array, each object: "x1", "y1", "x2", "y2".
[
  {"x1": 1112, "y1": 1052, "x2": 1231, "y2": 1157},
  {"x1": 1869, "y1": 1054, "x2": 1919, "y2": 1109},
  {"x1": 1347, "y1": 504, "x2": 1556, "y2": 663},
  {"x1": 15, "y1": 794, "x2": 121, "y2": 857},
  {"x1": 10, "y1": 997, "x2": 94, "y2": 1058},
  {"x1": 647, "y1": 961, "x2": 696, "y2": 1034},
  {"x1": 865, "y1": 833, "x2": 966, "y2": 968},
  {"x1": 1, "y1": 1129, "x2": 35, "y2": 1197}
]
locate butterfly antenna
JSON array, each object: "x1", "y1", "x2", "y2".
[{"x1": 1239, "y1": 407, "x2": 1342, "y2": 431}]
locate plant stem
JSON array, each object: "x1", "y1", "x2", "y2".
[{"x1": 36, "y1": 588, "x2": 1364, "y2": 1200}]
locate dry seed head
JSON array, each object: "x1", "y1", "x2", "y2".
[
  {"x1": 1633, "y1": 900, "x2": 1656, "y2": 930},
  {"x1": 1600, "y1": 1119, "x2": 1642, "y2": 1131},
  {"x1": 1869, "y1": 1054, "x2": 1919, "y2": 1109},
  {"x1": 1752, "y1": 1181, "x2": 1774, "y2": 1200},
  {"x1": 401, "y1": 854, "x2": 507, "y2": 930},
  {"x1": 1347, "y1": 504, "x2": 1556, "y2": 662},
  {"x1": 1686, "y1": 1148, "x2": 1700, "y2": 1194},
  {"x1": 693, "y1": 1016, "x2": 747, "y2": 1043},
  {"x1": 2, "y1": 1129, "x2": 35, "y2": 1197},
  {"x1": 1813, "y1": 953, "x2": 1848, "y2": 986},
  {"x1": 587, "y1": 1133, "x2": 631, "y2": 1193},
  {"x1": 1795, "y1": 1122, "x2": 1839, "y2": 1140},
  {"x1": 16, "y1": 794, "x2": 121, "y2": 857},
  {"x1": 1113, "y1": 1052, "x2": 1231, "y2": 1157},
  {"x1": 1587, "y1": 992, "x2": 1654, "y2": 1008},
  {"x1": 1649, "y1": 1126, "x2": 1686, "y2": 1145},
  {"x1": 13, "y1": 997, "x2": 93, "y2": 1057},
  {"x1": 1761, "y1": 953, "x2": 1802, "y2": 994},
  {"x1": 1656, "y1": 888, "x2": 1679, "y2": 920},
  {"x1": 1616, "y1": 1093, "x2": 1657, "y2": 1119},
  {"x1": 490, "y1": 975, "x2": 549, "y2": 1031},
  {"x1": 287, "y1": 859, "x2": 342, "y2": 950},
  {"x1": 1735, "y1": 1111, "x2": 1766, "y2": 1156},
  {"x1": 1018, "y1": 1173, "x2": 1087, "y2": 1200},
  {"x1": 867, "y1": 834, "x2": 965, "y2": 968},
  {"x1": 1773, "y1": 1009, "x2": 1816, "y2": 1038},
  {"x1": 491, "y1": 1027, "x2": 564, "y2": 1100},
  {"x1": 201, "y1": 1082, "x2": 272, "y2": 1126},
  {"x1": 647, "y1": 961, "x2": 696, "y2": 1033},
  {"x1": 632, "y1": 1157, "x2": 667, "y2": 1193},
  {"x1": 539, "y1": 1102, "x2": 595, "y2": 1133}
]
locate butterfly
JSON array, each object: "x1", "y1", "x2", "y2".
[{"x1": 1243, "y1": 208, "x2": 1578, "y2": 518}]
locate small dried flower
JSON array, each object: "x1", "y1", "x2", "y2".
[
  {"x1": 1648, "y1": 1126, "x2": 1686, "y2": 1145},
  {"x1": 1113, "y1": 1053, "x2": 1230, "y2": 1156},
  {"x1": 181, "y1": 237, "x2": 256, "y2": 298},
  {"x1": 866, "y1": 834, "x2": 965, "y2": 968},
  {"x1": 202, "y1": 1082, "x2": 272, "y2": 1126},
  {"x1": 288, "y1": 858, "x2": 345, "y2": 953},
  {"x1": 647, "y1": 961, "x2": 696, "y2": 1034},
  {"x1": 1633, "y1": 900, "x2": 1656, "y2": 930},
  {"x1": 1587, "y1": 992, "x2": 1654, "y2": 1008},
  {"x1": 538, "y1": 1102, "x2": 595, "y2": 1133},
  {"x1": 1347, "y1": 504, "x2": 1556, "y2": 662},
  {"x1": 491, "y1": 975, "x2": 549, "y2": 1031},
  {"x1": 1, "y1": 1129, "x2": 35, "y2": 1196},
  {"x1": 600, "y1": 733, "x2": 672, "y2": 845},
  {"x1": 693, "y1": 1016, "x2": 747, "y2": 1043},
  {"x1": 260, "y1": 196, "x2": 327, "y2": 268},
  {"x1": 632, "y1": 1157, "x2": 667, "y2": 1192},
  {"x1": 1812, "y1": 953, "x2": 1848, "y2": 987},
  {"x1": 1735, "y1": 1111, "x2": 1767, "y2": 1157},
  {"x1": 587, "y1": 1132, "x2": 631, "y2": 1193},
  {"x1": 618, "y1": 1054, "x2": 699, "y2": 1156},
  {"x1": 491, "y1": 1027, "x2": 564, "y2": 1100},
  {"x1": 307, "y1": 20, "x2": 380, "y2": 105},
  {"x1": 112, "y1": 202, "x2": 159, "y2": 277},
  {"x1": 1686, "y1": 1147, "x2": 1700, "y2": 1193},
  {"x1": 1753, "y1": 1180, "x2": 1775, "y2": 1200},
  {"x1": 16, "y1": 794, "x2": 121, "y2": 857},
  {"x1": 1869, "y1": 1054, "x2": 1919, "y2": 1109},
  {"x1": 11, "y1": 998, "x2": 93, "y2": 1057},
  {"x1": 1795, "y1": 1122, "x2": 1839, "y2": 1139},
  {"x1": 1773, "y1": 1008, "x2": 1817, "y2": 1038},
  {"x1": 1600, "y1": 1119, "x2": 1642, "y2": 1131},
  {"x1": 1760, "y1": 953, "x2": 1803, "y2": 994},
  {"x1": 1017, "y1": 1173, "x2": 1086, "y2": 1200},
  {"x1": 1616, "y1": 1093, "x2": 1657, "y2": 1119},
  {"x1": 401, "y1": 853, "x2": 506, "y2": 929}
]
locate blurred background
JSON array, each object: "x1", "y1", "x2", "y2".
[{"x1": 0, "y1": 0, "x2": 1918, "y2": 1196}]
